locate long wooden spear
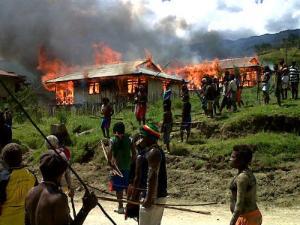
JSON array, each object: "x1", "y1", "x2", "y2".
[
  {"x1": 96, "y1": 196, "x2": 212, "y2": 215},
  {"x1": 0, "y1": 79, "x2": 117, "y2": 225}
]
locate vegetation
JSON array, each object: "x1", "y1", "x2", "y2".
[
  {"x1": 10, "y1": 87, "x2": 300, "y2": 171},
  {"x1": 256, "y1": 33, "x2": 300, "y2": 65}
]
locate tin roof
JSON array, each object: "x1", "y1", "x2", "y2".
[
  {"x1": 46, "y1": 60, "x2": 182, "y2": 83},
  {"x1": 0, "y1": 69, "x2": 22, "y2": 78},
  {"x1": 219, "y1": 57, "x2": 260, "y2": 69}
]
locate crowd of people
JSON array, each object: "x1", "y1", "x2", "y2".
[
  {"x1": 262, "y1": 59, "x2": 299, "y2": 105},
  {"x1": 2, "y1": 60, "x2": 298, "y2": 225}
]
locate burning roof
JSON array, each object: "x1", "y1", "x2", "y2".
[
  {"x1": 219, "y1": 57, "x2": 259, "y2": 69},
  {"x1": 45, "y1": 60, "x2": 182, "y2": 83}
]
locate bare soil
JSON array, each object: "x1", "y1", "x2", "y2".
[
  {"x1": 72, "y1": 157, "x2": 300, "y2": 207},
  {"x1": 73, "y1": 200, "x2": 300, "y2": 225}
]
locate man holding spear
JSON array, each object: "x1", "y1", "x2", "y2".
[
  {"x1": 108, "y1": 122, "x2": 136, "y2": 214},
  {"x1": 129, "y1": 123, "x2": 168, "y2": 225},
  {"x1": 25, "y1": 151, "x2": 98, "y2": 225}
]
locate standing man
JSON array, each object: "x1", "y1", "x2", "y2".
[
  {"x1": 227, "y1": 74, "x2": 238, "y2": 112},
  {"x1": 204, "y1": 77, "x2": 216, "y2": 118},
  {"x1": 229, "y1": 145, "x2": 262, "y2": 225},
  {"x1": 129, "y1": 123, "x2": 167, "y2": 225},
  {"x1": 0, "y1": 143, "x2": 37, "y2": 225},
  {"x1": 161, "y1": 103, "x2": 173, "y2": 152},
  {"x1": 262, "y1": 66, "x2": 271, "y2": 104},
  {"x1": 135, "y1": 85, "x2": 148, "y2": 125},
  {"x1": 273, "y1": 64, "x2": 282, "y2": 106},
  {"x1": 289, "y1": 61, "x2": 299, "y2": 100},
  {"x1": 108, "y1": 122, "x2": 136, "y2": 214},
  {"x1": 25, "y1": 151, "x2": 98, "y2": 225},
  {"x1": 163, "y1": 83, "x2": 172, "y2": 109},
  {"x1": 101, "y1": 97, "x2": 114, "y2": 138},
  {"x1": 279, "y1": 59, "x2": 289, "y2": 100},
  {"x1": 220, "y1": 71, "x2": 230, "y2": 113},
  {"x1": 180, "y1": 95, "x2": 191, "y2": 143}
]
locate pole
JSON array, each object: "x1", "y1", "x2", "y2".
[{"x1": 0, "y1": 79, "x2": 117, "y2": 225}]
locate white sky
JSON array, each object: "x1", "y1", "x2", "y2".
[{"x1": 121, "y1": 0, "x2": 300, "y2": 39}]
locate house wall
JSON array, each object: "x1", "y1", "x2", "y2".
[
  {"x1": 147, "y1": 78, "x2": 163, "y2": 102},
  {"x1": 170, "y1": 83, "x2": 180, "y2": 98}
]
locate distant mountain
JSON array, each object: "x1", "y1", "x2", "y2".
[{"x1": 191, "y1": 29, "x2": 300, "y2": 59}]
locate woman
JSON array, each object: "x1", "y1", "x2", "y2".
[
  {"x1": 229, "y1": 145, "x2": 262, "y2": 225},
  {"x1": 0, "y1": 143, "x2": 37, "y2": 225}
]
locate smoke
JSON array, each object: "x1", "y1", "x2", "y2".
[
  {"x1": 0, "y1": 0, "x2": 259, "y2": 81},
  {"x1": 0, "y1": 0, "x2": 195, "y2": 74}
]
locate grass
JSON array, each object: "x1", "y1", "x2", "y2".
[
  {"x1": 12, "y1": 87, "x2": 300, "y2": 169},
  {"x1": 258, "y1": 47, "x2": 300, "y2": 65}
]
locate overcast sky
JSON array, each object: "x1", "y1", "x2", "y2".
[
  {"x1": 1, "y1": 0, "x2": 299, "y2": 70},
  {"x1": 122, "y1": 0, "x2": 300, "y2": 39}
]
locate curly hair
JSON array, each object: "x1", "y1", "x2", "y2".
[
  {"x1": 1, "y1": 143, "x2": 22, "y2": 168},
  {"x1": 233, "y1": 144, "x2": 256, "y2": 165}
]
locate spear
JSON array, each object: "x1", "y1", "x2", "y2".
[
  {"x1": 0, "y1": 78, "x2": 117, "y2": 225},
  {"x1": 96, "y1": 196, "x2": 212, "y2": 215}
]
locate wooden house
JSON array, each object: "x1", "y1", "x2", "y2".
[
  {"x1": 46, "y1": 59, "x2": 182, "y2": 109},
  {"x1": 0, "y1": 69, "x2": 25, "y2": 100},
  {"x1": 219, "y1": 56, "x2": 261, "y2": 86}
]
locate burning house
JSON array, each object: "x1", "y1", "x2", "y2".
[
  {"x1": 45, "y1": 59, "x2": 182, "y2": 107},
  {"x1": 219, "y1": 56, "x2": 261, "y2": 86},
  {"x1": 168, "y1": 56, "x2": 261, "y2": 89},
  {"x1": 0, "y1": 69, "x2": 25, "y2": 100}
]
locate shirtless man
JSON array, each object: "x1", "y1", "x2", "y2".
[
  {"x1": 25, "y1": 151, "x2": 97, "y2": 225},
  {"x1": 229, "y1": 145, "x2": 262, "y2": 225},
  {"x1": 129, "y1": 123, "x2": 167, "y2": 225}
]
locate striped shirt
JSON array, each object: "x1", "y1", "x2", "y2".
[{"x1": 289, "y1": 66, "x2": 299, "y2": 83}]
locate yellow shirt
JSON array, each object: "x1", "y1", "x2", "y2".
[{"x1": 0, "y1": 168, "x2": 36, "y2": 225}]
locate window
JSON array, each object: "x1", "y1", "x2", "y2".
[
  {"x1": 127, "y1": 78, "x2": 146, "y2": 94},
  {"x1": 89, "y1": 82, "x2": 100, "y2": 94}
]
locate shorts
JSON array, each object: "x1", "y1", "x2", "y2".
[
  {"x1": 101, "y1": 117, "x2": 111, "y2": 129},
  {"x1": 139, "y1": 197, "x2": 167, "y2": 225},
  {"x1": 111, "y1": 170, "x2": 130, "y2": 192},
  {"x1": 181, "y1": 115, "x2": 191, "y2": 131}
]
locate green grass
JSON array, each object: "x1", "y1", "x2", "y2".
[
  {"x1": 193, "y1": 132, "x2": 300, "y2": 167},
  {"x1": 12, "y1": 87, "x2": 300, "y2": 168},
  {"x1": 258, "y1": 47, "x2": 300, "y2": 65}
]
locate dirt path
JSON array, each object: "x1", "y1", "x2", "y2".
[{"x1": 71, "y1": 200, "x2": 300, "y2": 225}]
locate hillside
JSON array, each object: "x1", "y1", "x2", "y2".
[
  {"x1": 192, "y1": 29, "x2": 300, "y2": 59},
  {"x1": 11, "y1": 87, "x2": 300, "y2": 207}
]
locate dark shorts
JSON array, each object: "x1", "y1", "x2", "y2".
[
  {"x1": 101, "y1": 117, "x2": 111, "y2": 129},
  {"x1": 181, "y1": 115, "x2": 191, "y2": 131},
  {"x1": 111, "y1": 170, "x2": 130, "y2": 192}
]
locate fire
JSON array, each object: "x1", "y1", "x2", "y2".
[
  {"x1": 37, "y1": 47, "x2": 74, "y2": 91},
  {"x1": 93, "y1": 42, "x2": 122, "y2": 65},
  {"x1": 38, "y1": 43, "x2": 122, "y2": 105},
  {"x1": 168, "y1": 59, "x2": 221, "y2": 89},
  {"x1": 37, "y1": 47, "x2": 75, "y2": 105}
]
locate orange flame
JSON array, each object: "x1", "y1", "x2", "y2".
[
  {"x1": 168, "y1": 59, "x2": 221, "y2": 89},
  {"x1": 93, "y1": 42, "x2": 122, "y2": 65}
]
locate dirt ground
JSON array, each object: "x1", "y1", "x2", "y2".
[{"x1": 71, "y1": 200, "x2": 300, "y2": 225}]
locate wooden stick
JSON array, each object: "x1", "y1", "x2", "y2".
[
  {"x1": 100, "y1": 140, "x2": 123, "y2": 178},
  {"x1": 100, "y1": 140, "x2": 109, "y2": 161},
  {"x1": 96, "y1": 196, "x2": 211, "y2": 215}
]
